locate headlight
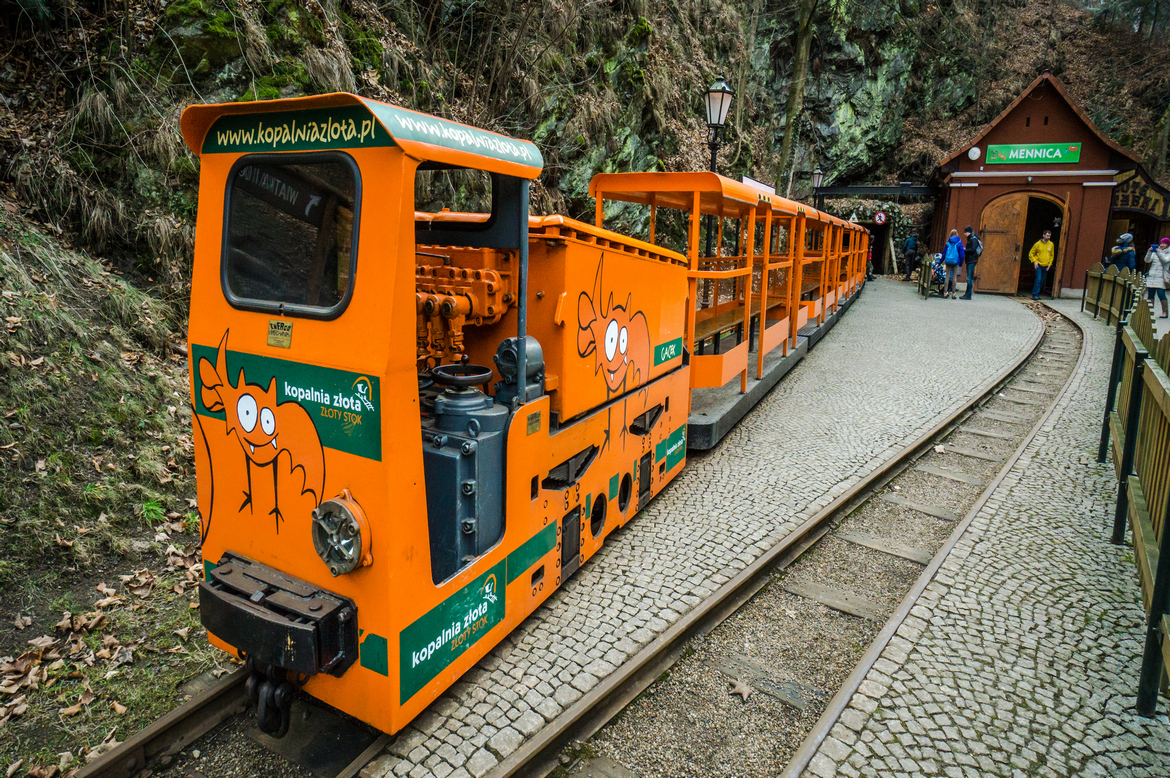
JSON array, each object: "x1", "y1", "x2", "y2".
[{"x1": 311, "y1": 489, "x2": 371, "y2": 576}]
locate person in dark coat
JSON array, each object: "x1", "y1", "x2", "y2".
[
  {"x1": 1110, "y1": 233, "x2": 1136, "y2": 271},
  {"x1": 960, "y1": 226, "x2": 982, "y2": 300},
  {"x1": 902, "y1": 234, "x2": 919, "y2": 282}
]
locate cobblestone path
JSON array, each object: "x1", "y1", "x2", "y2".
[
  {"x1": 366, "y1": 281, "x2": 1043, "y2": 778},
  {"x1": 801, "y1": 300, "x2": 1170, "y2": 778}
]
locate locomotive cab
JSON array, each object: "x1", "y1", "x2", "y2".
[{"x1": 181, "y1": 94, "x2": 692, "y2": 737}]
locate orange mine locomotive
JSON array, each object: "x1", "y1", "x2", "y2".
[{"x1": 180, "y1": 93, "x2": 868, "y2": 738}]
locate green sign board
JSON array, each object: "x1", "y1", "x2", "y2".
[
  {"x1": 399, "y1": 559, "x2": 506, "y2": 704},
  {"x1": 655, "y1": 424, "x2": 687, "y2": 472},
  {"x1": 191, "y1": 344, "x2": 383, "y2": 461},
  {"x1": 654, "y1": 337, "x2": 684, "y2": 366},
  {"x1": 204, "y1": 106, "x2": 395, "y2": 154},
  {"x1": 985, "y1": 143, "x2": 1081, "y2": 165}
]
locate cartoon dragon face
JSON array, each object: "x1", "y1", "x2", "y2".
[
  {"x1": 199, "y1": 339, "x2": 282, "y2": 465},
  {"x1": 578, "y1": 258, "x2": 650, "y2": 394}
]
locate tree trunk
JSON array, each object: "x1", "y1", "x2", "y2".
[{"x1": 774, "y1": 0, "x2": 818, "y2": 191}]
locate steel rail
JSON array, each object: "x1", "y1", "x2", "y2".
[
  {"x1": 490, "y1": 307, "x2": 1050, "y2": 778},
  {"x1": 75, "y1": 668, "x2": 248, "y2": 778},
  {"x1": 781, "y1": 300, "x2": 1088, "y2": 778}
]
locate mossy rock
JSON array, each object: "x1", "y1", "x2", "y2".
[{"x1": 167, "y1": 23, "x2": 242, "y2": 71}]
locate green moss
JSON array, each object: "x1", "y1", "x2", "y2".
[
  {"x1": 163, "y1": 0, "x2": 210, "y2": 26},
  {"x1": 628, "y1": 16, "x2": 652, "y2": 44}
]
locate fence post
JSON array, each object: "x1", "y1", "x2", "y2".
[
  {"x1": 1106, "y1": 275, "x2": 1118, "y2": 326},
  {"x1": 1099, "y1": 317, "x2": 1128, "y2": 463},
  {"x1": 1081, "y1": 270, "x2": 1088, "y2": 312},
  {"x1": 1136, "y1": 484, "x2": 1170, "y2": 716},
  {"x1": 1093, "y1": 269, "x2": 1105, "y2": 319},
  {"x1": 1113, "y1": 358, "x2": 1147, "y2": 545}
]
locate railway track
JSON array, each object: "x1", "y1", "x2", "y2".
[{"x1": 77, "y1": 302, "x2": 1080, "y2": 778}]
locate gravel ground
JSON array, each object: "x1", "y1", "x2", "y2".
[
  {"x1": 844, "y1": 499, "x2": 954, "y2": 553},
  {"x1": 884, "y1": 469, "x2": 983, "y2": 514},
  {"x1": 159, "y1": 713, "x2": 313, "y2": 778}
]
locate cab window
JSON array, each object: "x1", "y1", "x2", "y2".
[{"x1": 222, "y1": 152, "x2": 360, "y2": 318}]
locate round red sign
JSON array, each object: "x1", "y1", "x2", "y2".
[{"x1": 874, "y1": 211, "x2": 888, "y2": 225}]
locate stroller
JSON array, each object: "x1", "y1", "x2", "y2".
[{"x1": 919, "y1": 253, "x2": 948, "y2": 299}]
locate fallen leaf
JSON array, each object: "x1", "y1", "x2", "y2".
[
  {"x1": 108, "y1": 646, "x2": 133, "y2": 669},
  {"x1": 35, "y1": 459, "x2": 46, "y2": 472},
  {"x1": 111, "y1": 701, "x2": 127, "y2": 715},
  {"x1": 7, "y1": 760, "x2": 23, "y2": 778},
  {"x1": 729, "y1": 679, "x2": 754, "y2": 701},
  {"x1": 13, "y1": 615, "x2": 31, "y2": 631},
  {"x1": 59, "y1": 702, "x2": 83, "y2": 717},
  {"x1": 91, "y1": 456, "x2": 103, "y2": 473},
  {"x1": 96, "y1": 582, "x2": 116, "y2": 597},
  {"x1": 56, "y1": 753, "x2": 72, "y2": 770},
  {"x1": 173, "y1": 627, "x2": 190, "y2": 640},
  {"x1": 29, "y1": 357, "x2": 44, "y2": 367},
  {"x1": 53, "y1": 534, "x2": 73, "y2": 548},
  {"x1": 934, "y1": 444, "x2": 946, "y2": 454},
  {"x1": 28, "y1": 635, "x2": 57, "y2": 650}
]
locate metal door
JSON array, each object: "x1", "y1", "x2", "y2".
[{"x1": 977, "y1": 193, "x2": 1028, "y2": 294}]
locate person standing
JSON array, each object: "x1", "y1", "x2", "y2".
[
  {"x1": 960, "y1": 225, "x2": 982, "y2": 300},
  {"x1": 902, "y1": 234, "x2": 918, "y2": 282},
  {"x1": 943, "y1": 229, "x2": 965, "y2": 299},
  {"x1": 1144, "y1": 237, "x2": 1170, "y2": 318},
  {"x1": 1028, "y1": 229, "x2": 1055, "y2": 300},
  {"x1": 1111, "y1": 233, "x2": 1136, "y2": 272}
]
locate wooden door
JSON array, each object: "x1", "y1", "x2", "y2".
[{"x1": 978, "y1": 194, "x2": 1028, "y2": 294}]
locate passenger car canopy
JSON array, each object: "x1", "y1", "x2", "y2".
[
  {"x1": 589, "y1": 172, "x2": 806, "y2": 219},
  {"x1": 180, "y1": 93, "x2": 544, "y2": 179}
]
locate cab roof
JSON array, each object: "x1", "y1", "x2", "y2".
[{"x1": 180, "y1": 93, "x2": 543, "y2": 179}]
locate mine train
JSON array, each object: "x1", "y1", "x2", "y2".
[{"x1": 180, "y1": 93, "x2": 868, "y2": 738}]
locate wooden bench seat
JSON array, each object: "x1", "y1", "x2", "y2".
[{"x1": 694, "y1": 296, "x2": 791, "y2": 343}]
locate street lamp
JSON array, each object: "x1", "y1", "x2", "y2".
[
  {"x1": 703, "y1": 76, "x2": 733, "y2": 259},
  {"x1": 811, "y1": 167, "x2": 824, "y2": 210},
  {"x1": 704, "y1": 75, "x2": 734, "y2": 173}
]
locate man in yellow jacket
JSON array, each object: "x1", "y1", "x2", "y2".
[{"x1": 1029, "y1": 229, "x2": 1055, "y2": 300}]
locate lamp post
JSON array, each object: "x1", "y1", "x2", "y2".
[
  {"x1": 811, "y1": 167, "x2": 824, "y2": 210},
  {"x1": 703, "y1": 76, "x2": 734, "y2": 259}
]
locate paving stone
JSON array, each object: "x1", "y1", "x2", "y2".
[
  {"x1": 465, "y1": 748, "x2": 498, "y2": 778},
  {"x1": 488, "y1": 727, "x2": 523, "y2": 758},
  {"x1": 800, "y1": 303, "x2": 1170, "y2": 776}
]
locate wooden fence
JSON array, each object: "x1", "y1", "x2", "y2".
[
  {"x1": 1101, "y1": 295, "x2": 1170, "y2": 715},
  {"x1": 1083, "y1": 262, "x2": 1143, "y2": 324}
]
